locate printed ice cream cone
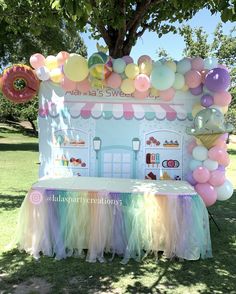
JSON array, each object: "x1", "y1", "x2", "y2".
[{"x1": 195, "y1": 133, "x2": 222, "y2": 149}]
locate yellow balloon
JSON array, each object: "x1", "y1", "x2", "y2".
[
  {"x1": 45, "y1": 55, "x2": 58, "y2": 70},
  {"x1": 181, "y1": 84, "x2": 189, "y2": 92},
  {"x1": 165, "y1": 60, "x2": 177, "y2": 72},
  {"x1": 221, "y1": 105, "x2": 229, "y2": 114},
  {"x1": 150, "y1": 87, "x2": 159, "y2": 97},
  {"x1": 120, "y1": 78, "x2": 135, "y2": 94},
  {"x1": 50, "y1": 68, "x2": 63, "y2": 83},
  {"x1": 125, "y1": 63, "x2": 139, "y2": 79},
  {"x1": 192, "y1": 103, "x2": 205, "y2": 117},
  {"x1": 64, "y1": 54, "x2": 89, "y2": 82},
  {"x1": 139, "y1": 61, "x2": 152, "y2": 75}
]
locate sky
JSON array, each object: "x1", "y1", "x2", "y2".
[{"x1": 81, "y1": 8, "x2": 235, "y2": 62}]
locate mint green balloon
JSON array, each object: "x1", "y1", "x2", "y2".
[
  {"x1": 173, "y1": 73, "x2": 185, "y2": 89},
  {"x1": 176, "y1": 58, "x2": 191, "y2": 74},
  {"x1": 113, "y1": 58, "x2": 126, "y2": 74},
  {"x1": 150, "y1": 65, "x2": 175, "y2": 90}
]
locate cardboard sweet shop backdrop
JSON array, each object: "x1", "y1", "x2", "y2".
[{"x1": 0, "y1": 51, "x2": 234, "y2": 206}]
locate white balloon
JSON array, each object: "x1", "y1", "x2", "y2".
[
  {"x1": 36, "y1": 66, "x2": 50, "y2": 81},
  {"x1": 189, "y1": 159, "x2": 202, "y2": 171},
  {"x1": 192, "y1": 146, "x2": 208, "y2": 161},
  {"x1": 203, "y1": 159, "x2": 218, "y2": 171},
  {"x1": 216, "y1": 179, "x2": 234, "y2": 201}
]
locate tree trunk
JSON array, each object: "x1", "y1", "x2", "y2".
[{"x1": 28, "y1": 117, "x2": 38, "y2": 137}]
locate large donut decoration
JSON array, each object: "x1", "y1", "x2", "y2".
[{"x1": 1, "y1": 65, "x2": 40, "y2": 103}]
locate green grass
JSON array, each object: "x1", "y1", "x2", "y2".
[{"x1": 0, "y1": 124, "x2": 235, "y2": 294}]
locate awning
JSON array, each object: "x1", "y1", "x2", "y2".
[{"x1": 39, "y1": 102, "x2": 193, "y2": 121}]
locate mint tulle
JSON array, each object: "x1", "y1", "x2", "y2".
[{"x1": 15, "y1": 189, "x2": 212, "y2": 262}]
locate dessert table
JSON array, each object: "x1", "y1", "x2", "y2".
[{"x1": 16, "y1": 177, "x2": 212, "y2": 263}]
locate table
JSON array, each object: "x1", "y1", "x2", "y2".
[{"x1": 16, "y1": 177, "x2": 212, "y2": 263}]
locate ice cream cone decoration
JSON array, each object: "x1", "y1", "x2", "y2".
[{"x1": 195, "y1": 133, "x2": 222, "y2": 149}]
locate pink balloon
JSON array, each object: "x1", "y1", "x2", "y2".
[
  {"x1": 61, "y1": 76, "x2": 77, "y2": 91},
  {"x1": 133, "y1": 89, "x2": 150, "y2": 99},
  {"x1": 77, "y1": 78, "x2": 91, "y2": 93},
  {"x1": 138, "y1": 55, "x2": 152, "y2": 65},
  {"x1": 185, "y1": 70, "x2": 202, "y2": 88},
  {"x1": 191, "y1": 57, "x2": 204, "y2": 71},
  {"x1": 106, "y1": 72, "x2": 122, "y2": 88},
  {"x1": 193, "y1": 166, "x2": 210, "y2": 183},
  {"x1": 208, "y1": 170, "x2": 226, "y2": 186},
  {"x1": 57, "y1": 51, "x2": 70, "y2": 66},
  {"x1": 30, "y1": 53, "x2": 45, "y2": 69},
  {"x1": 187, "y1": 139, "x2": 197, "y2": 154},
  {"x1": 213, "y1": 139, "x2": 227, "y2": 149},
  {"x1": 195, "y1": 183, "x2": 217, "y2": 207},
  {"x1": 159, "y1": 88, "x2": 175, "y2": 101},
  {"x1": 208, "y1": 146, "x2": 229, "y2": 166},
  {"x1": 213, "y1": 91, "x2": 232, "y2": 107},
  {"x1": 122, "y1": 55, "x2": 134, "y2": 64},
  {"x1": 134, "y1": 74, "x2": 150, "y2": 92}
]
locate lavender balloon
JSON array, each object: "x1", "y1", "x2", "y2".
[
  {"x1": 205, "y1": 68, "x2": 230, "y2": 92},
  {"x1": 201, "y1": 94, "x2": 214, "y2": 107},
  {"x1": 190, "y1": 84, "x2": 203, "y2": 96},
  {"x1": 217, "y1": 165, "x2": 226, "y2": 171},
  {"x1": 186, "y1": 171, "x2": 197, "y2": 186}
]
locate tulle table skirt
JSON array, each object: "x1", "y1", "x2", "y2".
[{"x1": 16, "y1": 178, "x2": 212, "y2": 262}]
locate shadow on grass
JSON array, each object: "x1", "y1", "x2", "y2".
[
  {"x1": 0, "y1": 193, "x2": 235, "y2": 293},
  {"x1": 0, "y1": 193, "x2": 26, "y2": 210},
  {"x1": 228, "y1": 148, "x2": 236, "y2": 155},
  {"x1": 0, "y1": 142, "x2": 38, "y2": 152}
]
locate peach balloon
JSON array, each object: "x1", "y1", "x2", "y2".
[
  {"x1": 30, "y1": 53, "x2": 46, "y2": 69},
  {"x1": 159, "y1": 87, "x2": 175, "y2": 101},
  {"x1": 185, "y1": 70, "x2": 202, "y2": 88},
  {"x1": 77, "y1": 78, "x2": 91, "y2": 93},
  {"x1": 214, "y1": 91, "x2": 232, "y2": 107},
  {"x1": 106, "y1": 72, "x2": 122, "y2": 88},
  {"x1": 200, "y1": 69, "x2": 209, "y2": 83},
  {"x1": 57, "y1": 51, "x2": 70, "y2": 66},
  {"x1": 191, "y1": 57, "x2": 204, "y2": 71}
]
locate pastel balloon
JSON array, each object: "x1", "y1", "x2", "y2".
[
  {"x1": 204, "y1": 57, "x2": 218, "y2": 70},
  {"x1": 113, "y1": 58, "x2": 126, "y2": 74},
  {"x1": 192, "y1": 103, "x2": 204, "y2": 117},
  {"x1": 192, "y1": 145, "x2": 208, "y2": 161},
  {"x1": 173, "y1": 73, "x2": 185, "y2": 90},
  {"x1": 191, "y1": 57, "x2": 204, "y2": 71},
  {"x1": 176, "y1": 58, "x2": 191, "y2": 74},
  {"x1": 61, "y1": 76, "x2": 77, "y2": 91},
  {"x1": 159, "y1": 88, "x2": 175, "y2": 101},
  {"x1": 122, "y1": 55, "x2": 134, "y2": 64},
  {"x1": 213, "y1": 91, "x2": 232, "y2": 107},
  {"x1": 50, "y1": 68, "x2": 63, "y2": 83},
  {"x1": 134, "y1": 74, "x2": 150, "y2": 92},
  {"x1": 64, "y1": 54, "x2": 89, "y2": 82},
  {"x1": 189, "y1": 159, "x2": 202, "y2": 171},
  {"x1": 185, "y1": 70, "x2": 202, "y2": 88},
  {"x1": 205, "y1": 68, "x2": 230, "y2": 92},
  {"x1": 35, "y1": 66, "x2": 50, "y2": 81},
  {"x1": 56, "y1": 51, "x2": 70, "y2": 66},
  {"x1": 216, "y1": 179, "x2": 234, "y2": 201},
  {"x1": 30, "y1": 53, "x2": 45, "y2": 69},
  {"x1": 77, "y1": 78, "x2": 91, "y2": 93},
  {"x1": 165, "y1": 60, "x2": 177, "y2": 72},
  {"x1": 181, "y1": 84, "x2": 189, "y2": 92},
  {"x1": 138, "y1": 55, "x2": 152, "y2": 65},
  {"x1": 120, "y1": 78, "x2": 135, "y2": 94},
  {"x1": 217, "y1": 164, "x2": 226, "y2": 171},
  {"x1": 45, "y1": 55, "x2": 58, "y2": 70},
  {"x1": 203, "y1": 159, "x2": 218, "y2": 171},
  {"x1": 193, "y1": 166, "x2": 210, "y2": 183},
  {"x1": 150, "y1": 87, "x2": 159, "y2": 97},
  {"x1": 201, "y1": 94, "x2": 214, "y2": 107},
  {"x1": 186, "y1": 171, "x2": 197, "y2": 186},
  {"x1": 88, "y1": 52, "x2": 112, "y2": 80},
  {"x1": 125, "y1": 63, "x2": 140, "y2": 79},
  {"x1": 200, "y1": 70, "x2": 209, "y2": 83},
  {"x1": 151, "y1": 65, "x2": 175, "y2": 90},
  {"x1": 208, "y1": 146, "x2": 229, "y2": 166},
  {"x1": 190, "y1": 84, "x2": 203, "y2": 96},
  {"x1": 195, "y1": 183, "x2": 217, "y2": 207},
  {"x1": 208, "y1": 170, "x2": 226, "y2": 186},
  {"x1": 187, "y1": 139, "x2": 197, "y2": 154},
  {"x1": 106, "y1": 72, "x2": 122, "y2": 88},
  {"x1": 139, "y1": 61, "x2": 152, "y2": 75},
  {"x1": 133, "y1": 89, "x2": 149, "y2": 99}
]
